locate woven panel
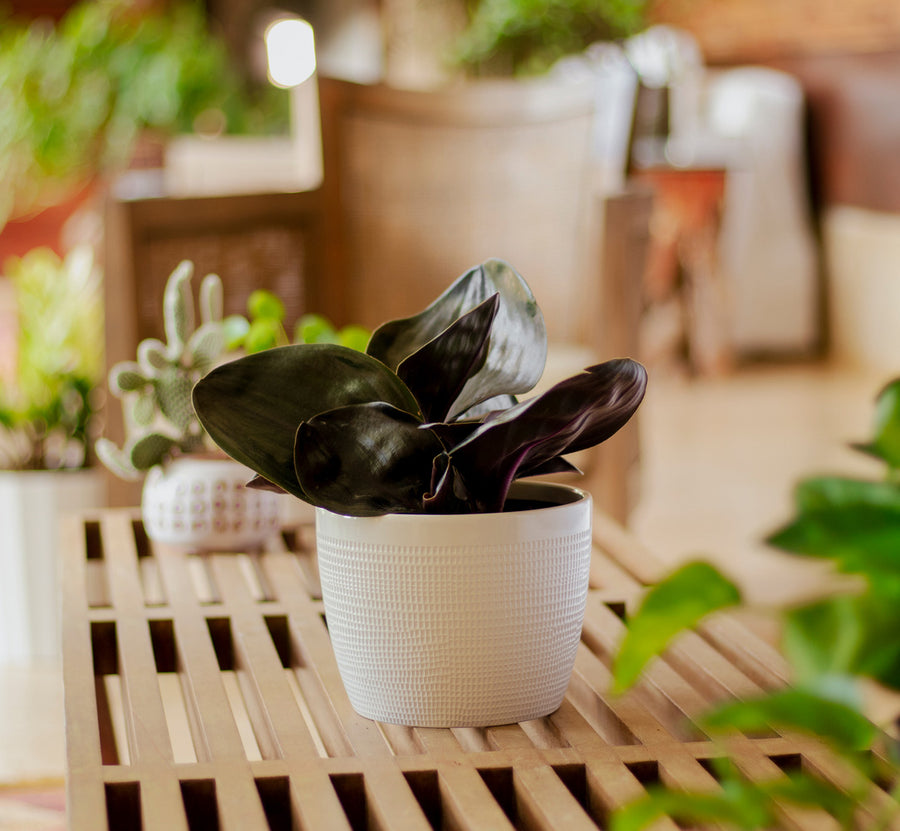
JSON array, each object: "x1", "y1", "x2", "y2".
[
  {"x1": 62, "y1": 510, "x2": 891, "y2": 830},
  {"x1": 138, "y1": 226, "x2": 309, "y2": 343}
]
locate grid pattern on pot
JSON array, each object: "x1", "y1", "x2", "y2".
[
  {"x1": 141, "y1": 462, "x2": 281, "y2": 549},
  {"x1": 62, "y1": 510, "x2": 894, "y2": 831},
  {"x1": 316, "y1": 529, "x2": 592, "y2": 726}
]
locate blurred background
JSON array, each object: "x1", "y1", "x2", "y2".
[{"x1": 2, "y1": 0, "x2": 900, "y2": 823}]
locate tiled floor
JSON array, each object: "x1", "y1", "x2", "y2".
[
  {"x1": 0, "y1": 358, "x2": 892, "y2": 809},
  {"x1": 631, "y1": 358, "x2": 888, "y2": 606}
]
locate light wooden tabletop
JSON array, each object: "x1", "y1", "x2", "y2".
[{"x1": 62, "y1": 508, "x2": 875, "y2": 830}]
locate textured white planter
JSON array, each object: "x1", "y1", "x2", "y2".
[
  {"x1": 0, "y1": 468, "x2": 106, "y2": 665},
  {"x1": 141, "y1": 456, "x2": 281, "y2": 551},
  {"x1": 315, "y1": 481, "x2": 592, "y2": 727}
]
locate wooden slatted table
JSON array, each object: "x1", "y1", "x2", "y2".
[{"x1": 62, "y1": 508, "x2": 881, "y2": 830}]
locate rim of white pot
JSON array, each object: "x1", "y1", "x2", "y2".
[{"x1": 315, "y1": 480, "x2": 589, "y2": 540}]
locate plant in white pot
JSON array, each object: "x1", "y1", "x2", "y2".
[
  {"x1": 0, "y1": 245, "x2": 105, "y2": 663},
  {"x1": 193, "y1": 258, "x2": 647, "y2": 726},
  {"x1": 96, "y1": 260, "x2": 281, "y2": 551}
]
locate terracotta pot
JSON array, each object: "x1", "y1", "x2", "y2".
[
  {"x1": 315, "y1": 481, "x2": 592, "y2": 727},
  {"x1": 0, "y1": 183, "x2": 99, "y2": 263}
]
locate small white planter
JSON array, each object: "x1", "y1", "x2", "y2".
[
  {"x1": 141, "y1": 456, "x2": 281, "y2": 551},
  {"x1": 0, "y1": 468, "x2": 106, "y2": 665},
  {"x1": 315, "y1": 481, "x2": 592, "y2": 727}
]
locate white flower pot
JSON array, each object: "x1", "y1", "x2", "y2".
[
  {"x1": 0, "y1": 468, "x2": 106, "y2": 665},
  {"x1": 315, "y1": 481, "x2": 592, "y2": 727},
  {"x1": 141, "y1": 456, "x2": 281, "y2": 551}
]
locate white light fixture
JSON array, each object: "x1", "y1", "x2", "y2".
[
  {"x1": 265, "y1": 18, "x2": 317, "y2": 88},
  {"x1": 265, "y1": 15, "x2": 322, "y2": 190},
  {"x1": 163, "y1": 12, "x2": 323, "y2": 195}
]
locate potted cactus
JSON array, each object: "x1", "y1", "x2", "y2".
[
  {"x1": 96, "y1": 260, "x2": 281, "y2": 551},
  {"x1": 193, "y1": 258, "x2": 647, "y2": 726}
]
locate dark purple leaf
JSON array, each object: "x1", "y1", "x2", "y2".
[
  {"x1": 192, "y1": 344, "x2": 420, "y2": 500},
  {"x1": 367, "y1": 259, "x2": 546, "y2": 418},
  {"x1": 397, "y1": 295, "x2": 498, "y2": 422},
  {"x1": 423, "y1": 453, "x2": 471, "y2": 513},
  {"x1": 422, "y1": 420, "x2": 484, "y2": 449},
  {"x1": 446, "y1": 359, "x2": 648, "y2": 511},
  {"x1": 245, "y1": 475, "x2": 288, "y2": 494},
  {"x1": 517, "y1": 455, "x2": 582, "y2": 478},
  {"x1": 456, "y1": 393, "x2": 518, "y2": 420},
  {"x1": 294, "y1": 402, "x2": 443, "y2": 516}
]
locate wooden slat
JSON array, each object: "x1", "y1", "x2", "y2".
[
  {"x1": 211, "y1": 556, "x2": 323, "y2": 760},
  {"x1": 61, "y1": 508, "x2": 883, "y2": 831},
  {"x1": 512, "y1": 763, "x2": 602, "y2": 831},
  {"x1": 437, "y1": 764, "x2": 518, "y2": 831}
]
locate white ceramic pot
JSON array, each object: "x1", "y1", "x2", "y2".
[
  {"x1": 0, "y1": 468, "x2": 106, "y2": 665},
  {"x1": 315, "y1": 481, "x2": 592, "y2": 727},
  {"x1": 141, "y1": 456, "x2": 281, "y2": 551}
]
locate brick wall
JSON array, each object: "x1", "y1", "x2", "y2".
[{"x1": 648, "y1": 0, "x2": 900, "y2": 65}]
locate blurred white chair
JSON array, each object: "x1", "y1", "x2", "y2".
[
  {"x1": 624, "y1": 26, "x2": 820, "y2": 357},
  {"x1": 552, "y1": 42, "x2": 639, "y2": 194},
  {"x1": 704, "y1": 66, "x2": 820, "y2": 355}
]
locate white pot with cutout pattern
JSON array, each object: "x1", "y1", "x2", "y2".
[{"x1": 141, "y1": 455, "x2": 281, "y2": 552}]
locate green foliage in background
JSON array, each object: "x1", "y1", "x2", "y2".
[
  {"x1": 0, "y1": 246, "x2": 103, "y2": 470},
  {"x1": 451, "y1": 0, "x2": 649, "y2": 76},
  {"x1": 610, "y1": 378, "x2": 900, "y2": 828},
  {"x1": 0, "y1": 0, "x2": 288, "y2": 228},
  {"x1": 223, "y1": 289, "x2": 371, "y2": 354},
  {"x1": 96, "y1": 270, "x2": 368, "y2": 480}
]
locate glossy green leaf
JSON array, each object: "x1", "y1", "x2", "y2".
[
  {"x1": 247, "y1": 289, "x2": 285, "y2": 322},
  {"x1": 446, "y1": 359, "x2": 647, "y2": 512},
  {"x1": 366, "y1": 259, "x2": 547, "y2": 419},
  {"x1": 860, "y1": 379, "x2": 900, "y2": 469},
  {"x1": 612, "y1": 769, "x2": 863, "y2": 831},
  {"x1": 397, "y1": 294, "x2": 498, "y2": 422},
  {"x1": 222, "y1": 315, "x2": 250, "y2": 351},
  {"x1": 764, "y1": 773, "x2": 864, "y2": 829},
  {"x1": 784, "y1": 593, "x2": 900, "y2": 691},
  {"x1": 767, "y1": 476, "x2": 900, "y2": 576},
  {"x1": 294, "y1": 403, "x2": 443, "y2": 516},
  {"x1": 611, "y1": 561, "x2": 741, "y2": 693},
  {"x1": 244, "y1": 318, "x2": 283, "y2": 353},
  {"x1": 192, "y1": 344, "x2": 421, "y2": 500},
  {"x1": 337, "y1": 325, "x2": 371, "y2": 352},
  {"x1": 611, "y1": 778, "x2": 774, "y2": 831},
  {"x1": 294, "y1": 313, "x2": 337, "y2": 344},
  {"x1": 701, "y1": 688, "x2": 877, "y2": 752},
  {"x1": 782, "y1": 596, "x2": 866, "y2": 684}
]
